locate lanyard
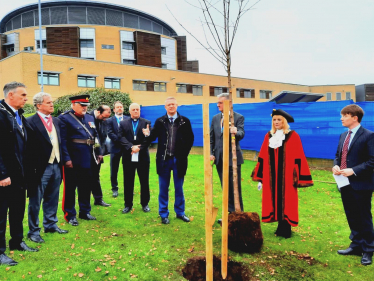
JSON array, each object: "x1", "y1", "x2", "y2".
[{"x1": 132, "y1": 120, "x2": 139, "y2": 135}]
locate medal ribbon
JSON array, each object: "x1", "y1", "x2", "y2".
[{"x1": 39, "y1": 114, "x2": 53, "y2": 133}]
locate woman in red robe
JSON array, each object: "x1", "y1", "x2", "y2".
[{"x1": 252, "y1": 109, "x2": 313, "y2": 238}]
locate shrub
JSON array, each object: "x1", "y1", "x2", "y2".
[
  {"x1": 23, "y1": 103, "x2": 36, "y2": 115},
  {"x1": 52, "y1": 87, "x2": 132, "y2": 116}
]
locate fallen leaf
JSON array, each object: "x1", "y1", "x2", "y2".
[
  {"x1": 95, "y1": 267, "x2": 102, "y2": 272},
  {"x1": 71, "y1": 244, "x2": 75, "y2": 249},
  {"x1": 78, "y1": 273, "x2": 84, "y2": 277}
]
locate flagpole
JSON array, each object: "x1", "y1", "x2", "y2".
[{"x1": 38, "y1": 0, "x2": 44, "y2": 92}]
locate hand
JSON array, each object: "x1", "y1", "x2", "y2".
[
  {"x1": 210, "y1": 155, "x2": 215, "y2": 161},
  {"x1": 230, "y1": 126, "x2": 237, "y2": 134},
  {"x1": 142, "y1": 124, "x2": 150, "y2": 136},
  {"x1": 97, "y1": 155, "x2": 103, "y2": 163},
  {"x1": 340, "y1": 168, "x2": 354, "y2": 177},
  {"x1": 0, "y1": 177, "x2": 11, "y2": 187},
  {"x1": 65, "y1": 161, "x2": 73, "y2": 168},
  {"x1": 131, "y1": 145, "x2": 140, "y2": 154},
  {"x1": 332, "y1": 165, "x2": 341, "y2": 175}
]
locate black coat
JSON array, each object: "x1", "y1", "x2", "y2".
[
  {"x1": 87, "y1": 110, "x2": 108, "y2": 146},
  {"x1": 334, "y1": 126, "x2": 374, "y2": 191},
  {"x1": 0, "y1": 100, "x2": 33, "y2": 189},
  {"x1": 119, "y1": 117, "x2": 151, "y2": 163},
  {"x1": 26, "y1": 113, "x2": 63, "y2": 195},
  {"x1": 107, "y1": 116, "x2": 129, "y2": 154},
  {"x1": 148, "y1": 113, "x2": 194, "y2": 177}
]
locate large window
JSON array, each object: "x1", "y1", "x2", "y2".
[
  {"x1": 133, "y1": 80, "x2": 147, "y2": 91},
  {"x1": 209, "y1": 86, "x2": 228, "y2": 97},
  {"x1": 177, "y1": 84, "x2": 187, "y2": 93},
  {"x1": 346, "y1": 92, "x2": 351, "y2": 100},
  {"x1": 326, "y1": 92, "x2": 332, "y2": 101},
  {"x1": 336, "y1": 92, "x2": 342, "y2": 101},
  {"x1": 38, "y1": 72, "x2": 59, "y2": 86},
  {"x1": 80, "y1": 39, "x2": 94, "y2": 48},
  {"x1": 192, "y1": 85, "x2": 203, "y2": 96},
  {"x1": 78, "y1": 76, "x2": 96, "y2": 88},
  {"x1": 237, "y1": 88, "x2": 255, "y2": 98},
  {"x1": 122, "y1": 42, "x2": 134, "y2": 50},
  {"x1": 177, "y1": 84, "x2": 203, "y2": 96},
  {"x1": 260, "y1": 90, "x2": 272, "y2": 99},
  {"x1": 104, "y1": 78, "x2": 120, "y2": 89},
  {"x1": 154, "y1": 82, "x2": 166, "y2": 92}
]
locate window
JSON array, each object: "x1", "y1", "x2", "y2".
[
  {"x1": 177, "y1": 84, "x2": 187, "y2": 93},
  {"x1": 38, "y1": 72, "x2": 59, "y2": 86},
  {"x1": 6, "y1": 45, "x2": 14, "y2": 54},
  {"x1": 346, "y1": 92, "x2": 351, "y2": 100},
  {"x1": 154, "y1": 82, "x2": 166, "y2": 92},
  {"x1": 36, "y1": 40, "x2": 47, "y2": 49},
  {"x1": 104, "y1": 78, "x2": 120, "y2": 89},
  {"x1": 236, "y1": 88, "x2": 255, "y2": 98},
  {"x1": 209, "y1": 86, "x2": 228, "y2": 96},
  {"x1": 24, "y1": 46, "x2": 34, "y2": 51},
  {"x1": 336, "y1": 92, "x2": 341, "y2": 101},
  {"x1": 192, "y1": 85, "x2": 203, "y2": 96},
  {"x1": 122, "y1": 42, "x2": 134, "y2": 50},
  {"x1": 161, "y1": 47, "x2": 166, "y2": 55},
  {"x1": 78, "y1": 76, "x2": 96, "y2": 88},
  {"x1": 162, "y1": 64, "x2": 167, "y2": 69},
  {"x1": 260, "y1": 90, "x2": 272, "y2": 99},
  {"x1": 123, "y1": 59, "x2": 135, "y2": 65},
  {"x1": 80, "y1": 39, "x2": 94, "y2": 48},
  {"x1": 133, "y1": 80, "x2": 147, "y2": 91},
  {"x1": 102, "y1": 44, "x2": 114, "y2": 50},
  {"x1": 326, "y1": 92, "x2": 332, "y2": 101}
]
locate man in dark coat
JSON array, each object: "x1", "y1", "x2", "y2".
[
  {"x1": 333, "y1": 104, "x2": 374, "y2": 266},
  {"x1": 0, "y1": 82, "x2": 38, "y2": 266},
  {"x1": 87, "y1": 105, "x2": 111, "y2": 207},
  {"x1": 119, "y1": 103, "x2": 151, "y2": 214},
  {"x1": 210, "y1": 93, "x2": 245, "y2": 215},
  {"x1": 27, "y1": 92, "x2": 68, "y2": 244},
  {"x1": 143, "y1": 97, "x2": 194, "y2": 224}
]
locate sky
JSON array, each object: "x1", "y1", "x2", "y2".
[{"x1": 1, "y1": 0, "x2": 373, "y2": 86}]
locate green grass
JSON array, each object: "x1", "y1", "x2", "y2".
[{"x1": 1, "y1": 153, "x2": 373, "y2": 280}]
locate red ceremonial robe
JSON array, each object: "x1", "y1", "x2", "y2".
[{"x1": 252, "y1": 131, "x2": 313, "y2": 227}]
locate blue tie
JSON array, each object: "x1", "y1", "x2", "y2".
[
  {"x1": 169, "y1": 117, "x2": 174, "y2": 123},
  {"x1": 15, "y1": 111, "x2": 22, "y2": 126}
]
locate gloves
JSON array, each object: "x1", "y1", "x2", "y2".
[{"x1": 257, "y1": 182, "x2": 262, "y2": 191}]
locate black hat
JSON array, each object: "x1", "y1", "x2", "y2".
[
  {"x1": 69, "y1": 94, "x2": 90, "y2": 106},
  {"x1": 271, "y1": 109, "x2": 294, "y2": 123}
]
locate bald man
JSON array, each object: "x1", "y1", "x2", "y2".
[{"x1": 118, "y1": 103, "x2": 151, "y2": 214}]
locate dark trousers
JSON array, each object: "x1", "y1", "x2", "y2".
[
  {"x1": 91, "y1": 162, "x2": 103, "y2": 202},
  {"x1": 110, "y1": 151, "x2": 122, "y2": 191},
  {"x1": 0, "y1": 187, "x2": 26, "y2": 254},
  {"x1": 216, "y1": 162, "x2": 244, "y2": 213},
  {"x1": 62, "y1": 166, "x2": 93, "y2": 221},
  {"x1": 341, "y1": 185, "x2": 374, "y2": 252},
  {"x1": 28, "y1": 163, "x2": 61, "y2": 235},
  {"x1": 158, "y1": 156, "x2": 185, "y2": 218},
  {"x1": 123, "y1": 160, "x2": 150, "y2": 208}
]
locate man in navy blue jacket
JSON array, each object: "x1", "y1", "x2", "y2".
[{"x1": 333, "y1": 104, "x2": 374, "y2": 266}]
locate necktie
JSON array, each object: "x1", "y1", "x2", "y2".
[
  {"x1": 15, "y1": 111, "x2": 22, "y2": 126},
  {"x1": 169, "y1": 117, "x2": 174, "y2": 123},
  {"x1": 340, "y1": 130, "x2": 352, "y2": 169}
]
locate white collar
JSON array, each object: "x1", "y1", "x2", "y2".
[
  {"x1": 167, "y1": 112, "x2": 178, "y2": 120},
  {"x1": 4, "y1": 101, "x2": 17, "y2": 113},
  {"x1": 37, "y1": 111, "x2": 51, "y2": 119},
  {"x1": 269, "y1": 130, "x2": 285, "y2": 149}
]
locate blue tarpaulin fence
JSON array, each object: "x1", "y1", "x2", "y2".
[{"x1": 140, "y1": 101, "x2": 374, "y2": 160}]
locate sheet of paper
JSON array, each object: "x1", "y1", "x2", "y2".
[
  {"x1": 132, "y1": 152, "x2": 139, "y2": 162},
  {"x1": 333, "y1": 174, "x2": 350, "y2": 189}
]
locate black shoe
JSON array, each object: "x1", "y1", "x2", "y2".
[
  {"x1": 79, "y1": 213, "x2": 96, "y2": 220},
  {"x1": 161, "y1": 217, "x2": 170, "y2": 224},
  {"x1": 45, "y1": 227, "x2": 69, "y2": 234},
  {"x1": 68, "y1": 218, "x2": 79, "y2": 226},
  {"x1": 112, "y1": 191, "x2": 118, "y2": 198},
  {"x1": 176, "y1": 215, "x2": 190, "y2": 222},
  {"x1": 361, "y1": 252, "x2": 373, "y2": 266},
  {"x1": 9, "y1": 241, "x2": 39, "y2": 252},
  {"x1": 94, "y1": 200, "x2": 111, "y2": 207},
  {"x1": 122, "y1": 207, "x2": 131, "y2": 214},
  {"x1": 0, "y1": 254, "x2": 18, "y2": 266},
  {"x1": 142, "y1": 205, "x2": 151, "y2": 212},
  {"x1": 337, "y1": 247, "x2": 362, "y2": 256},
  {"x1": 27, "y1": 234, "x2": 45, "y2": 243}
]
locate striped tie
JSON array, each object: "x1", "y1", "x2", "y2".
[{"x1": 340, "y1": 130, "x2": 352, "y2": 169}]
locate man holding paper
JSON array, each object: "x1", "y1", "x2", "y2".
[
  {"x1": 119, "y1": 103, "x2": 151, "y2": 214},
  {"x1": 332, "y1": 104, "x2": 374, "y2": 266}
]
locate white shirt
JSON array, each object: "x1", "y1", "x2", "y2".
[
  {"x1": 344, "y1": 124, "x2": 361, "y2": 149},
  {"x1": 269, "y1": 130, "x2": 285, "y2": 149}
]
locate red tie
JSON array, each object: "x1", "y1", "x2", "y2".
[{"x1": 340, "y1": 130, "x2": 352, "y2": 169}]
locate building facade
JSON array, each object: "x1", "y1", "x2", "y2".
[{"x1": 0, "y1": 1, "x2": 355, "y2": 105}]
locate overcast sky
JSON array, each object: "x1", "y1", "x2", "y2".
[{"x1": 1, "y1": 0, "x2": 373, "y2": 86}]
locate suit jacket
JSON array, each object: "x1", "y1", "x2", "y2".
[
  {"x1": 26, "y1": 113, "x2": 63, "y2": 194},
  {"x1": 119, "y1": 117, "x2": 151, "y2": 163},
  {"x1": 107, "y1": 115, "x2": 129, "y2": 154},
  {"x1": 210, "y1": 111, "x2": 245, "y2": 166},
  {"x1": 87, "y1": 110, "x2": 108, "y2": 146},
  {"x1": 0, "y1": 99, "x2": 33, "y2": 189},
  {"x1": 334, "y1": 126, "x2": 374, "y2": 191}
]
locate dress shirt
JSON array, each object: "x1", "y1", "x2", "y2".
[{"x1": 343, "y1": 124, "x2": 361, "y2": 149}]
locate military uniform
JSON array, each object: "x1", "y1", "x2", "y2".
[{"x1": 59, "y1": 96, "x2": 102, "y2": 224}]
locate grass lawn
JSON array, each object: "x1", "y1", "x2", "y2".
[{"x1": 1, "y1": 153, "x2": 373, "y2": 280}]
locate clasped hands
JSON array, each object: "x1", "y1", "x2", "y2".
[
  {"x1": 131, "y1": 145, "x2": 140, "y2": 155},
  {"x1": 332, "y1": 165, "x2": 354, "y2": 177}
]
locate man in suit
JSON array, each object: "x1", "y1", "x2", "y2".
[
  {"x1": 333, "y1": 104, "x2": 374, "y2": 266},
  {"x1": 0, "y1": 82, "x2": 38, "y2": 266},
  {"x1": 59, "y1": 95, "x2": 103, "y2": 226},
  {"x1": 210, "y1": 93, "x2": 245, "y2": 217},
  {"x1": 119, "y1": 103, "x2": 151, "y2": 214},
  {"x1": 107, "y1": 101, "x2": 127, "y2": 197},
  {"x1": 87, "y1": 105, "x2": 111, "y2": 207},
  {"x1": 27, "y1": 92, "x2": 68, "y2": 244},
  {"x1": 143, "y1": 97, "x2": 194, "y2": 224}
]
